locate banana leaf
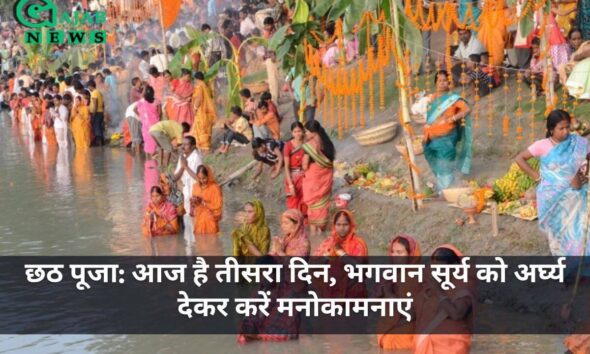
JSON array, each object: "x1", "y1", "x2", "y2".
[
  {"x1": 269, "y1": 25, "x2": 289, "y2": 51},
  {"x1": 204, "y1": 60, "x2": 220, "y2": 82},
  {"x1": 225, "y1": 61, "x2": 241, "y2": 115},
  {"x1": 393, "y1": 0, "x2": 423, "y2": 70},
  {"x1": 292, "y1": 0, "x2": 310, "y2": 24},
  {"x1": 169, "y1": 38, "x2": 205, "y2": 77},
  {"x1": 343, "y1": 0, "x2": 366, "y2": 37},
  {"x1": 313, "y1": 0, "x2": 332, "y2": 17},
  {"x1": 328, "y1": 0, "x2": 353, "y2": 21}
]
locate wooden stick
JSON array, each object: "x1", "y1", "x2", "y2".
[
  {"x1": 491, "y1": 201, "x2": 498, "y2": 237},
  {"x1": 390, "y1": 1, "x2": 422, "y2": 211},
  {"x1": 220, "y1": 160, "x2": 258, "y2": 186}
]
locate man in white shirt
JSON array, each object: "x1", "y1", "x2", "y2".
[
  {"x1": 452, "y1": 29, "x2": 486, "y2": 83},
  {"x1": 174, "y1": 135, "x2": 203, "y2": 213},
  {"x1": 54, "y1": 94, "x2": 72, "y2": 149},
  {"x1": 149, "y1": 49, "x2": 172, "y2": 73},
  {"x1": 174, "y1": 135, "x2": 202, "y2": 245},
  {"x1": 239, "y1": 9, "x2": 257, "y2": 38}
]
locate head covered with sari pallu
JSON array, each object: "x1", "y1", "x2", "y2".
[
  {"x1": 232, "y1": 199, "x2": 271, "y2": 257},
  {"x1": 313, "y1": 210, "x2": 368, "y2": 257},
  {"x1": 413, "y1": 244, "x2": 475, "y2": 354},
  {"x1": 277, "y1": 208, "x2": 310, "y2": 257}
]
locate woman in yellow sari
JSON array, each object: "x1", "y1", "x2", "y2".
[
  {"x1": 70, "y1": 91, "x2": 92, "y2": 150},
  {"x1": 190, "y1": 165, "x2": 223, "y2": 236},
  {"x1": 377, "y1": 234, "x2": 423, "y2": 351},
  {"x1": 232, "y1": 200, "x2": 270, "y2": 257},
  {"x1": 190, "y1": 71, "x2": 217, "y2": 153}
]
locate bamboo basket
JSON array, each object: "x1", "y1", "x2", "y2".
[
  {"x1": 243, "y1": 81, "x2": 269, "y2": 95},
  {"x1": 442, "y1": 188, "x2": 473, "y2": 204},
  {"x1": 353, "y1": 121, "x2": 399, "y2": 146},
  {"x1": 395, "y1": 135, "x2": 424, "y2": 156}
]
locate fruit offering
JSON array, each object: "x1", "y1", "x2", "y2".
[{"x1": 493, "y1": 159, "x2": 540, "y2": 202}]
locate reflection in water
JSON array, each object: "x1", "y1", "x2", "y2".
[{"x1": 0, "y1": 115, "x2": 568, "y2": 353}]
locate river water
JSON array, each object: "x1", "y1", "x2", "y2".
[{"x1": 0, "y1": 115, "x2": 565, "y2": 353}]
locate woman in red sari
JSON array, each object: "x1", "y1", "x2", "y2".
[
  {"x1": 302, "y1": 120, "x2": 335, "y2": 235},
  {"x1": 142, "y1": 185, "x2": 180, "y2": 237},
  {"x1": 168, "y1": 68, "x2": 194, "y2": 125},
  {"x1": 414, "y1": 244, "x2": 476, "y2": 354},
  {"x1": 377, "y1": 234, "x2": 423, "y2": 350},
  {"x1": 284, "y1": 121, "x2": 306, "y2": 214},
  {"x1": 29, "y1": 95, "x2": 43, "y2": 142}
]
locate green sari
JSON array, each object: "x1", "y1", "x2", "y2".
[{"x1": 423, "y1": 93, "x2": 473, "y2": 190}]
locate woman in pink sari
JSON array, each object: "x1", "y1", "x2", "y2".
[
  {"x1": 169, "y1": 68, "x2": 194, "y2": 125},
  {"x1": 136, "y1": 85, "x2": 161, "y2": 157},
  {"x1": 302, "y1": 120, "x2": 335, "y2": 235}
]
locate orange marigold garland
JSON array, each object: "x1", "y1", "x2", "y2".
[
  {"x1": 502, "y1": 72, "x2": 510, "y2": 137},
  {"x1": 516, "y1": 71, "x2": 524, "y2": 141}
]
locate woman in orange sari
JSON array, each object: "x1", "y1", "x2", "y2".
[
  {"x1": 477, "y1": 0, "x2": 507, "y2": 67},
  {"x1": 377, "y1": 234, "x2": 423, "y2": 351},
  {"x1": 142, "y1": 185, "x2": 180, "y2": 237},
  {"x1": 314, "y1": 210, "x2": 368, "y2": 257},
  {"x1": 313, "y1": 210, "x2": 368, "y2": 300},
  {"x1": 414, "y1": 244, "x2": 476, "y2": 354},
  {"x1": 190, "y1": 165, "x2": 223, "y2": 236},
  {"x1": 302, "y1": 120, "x2": 335, "y2": 235},
  {"x1": 70, "y1": 91, "x2": 92, "y2": 150},
  {"x1": 168, "y1": 68, "x2": 194, "y2": 124},
  {"x1": 190, "y1": 72, "x2": 217, "y2": 152},
  {"x1": 29, "y1": 94, "x2": 43, "y2": 142},
  {"x1": 43, "y1": 100, "x2": 57, "y2": 146}
]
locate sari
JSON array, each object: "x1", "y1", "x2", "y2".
[
  {"x1": 284, "y1": 140, "x2": 306, "y2": 213},
  {"x1": 477, "y1": 0, "x2": 507, "y2": 66},
  {"x1": 43, "y1": 109, "x2": 57, "y2": 146},
  {"x1": 169, "y1": 78, "x2": 194, "y2": 125},
  {"x1": 537, "y1": 134, "x2": 590, "y2": 256},
  {"x1": 30, "y1": 103, "x2": 43, "y2": 142},
  {"x1": 377, "y1": 234, "x2": 423, "y2": 350},
  {"x1": 71, "y1": 104, "x2": 91, "y2": 150},
  {"x1": 423, "y1": 93, "x2": 473, "y2": 190},
  {"x1": 232, "y1": 200, "x2": 271, "y2": 257},
  {"x1": 270, "y1": 209, "x2": 310, "y2": 257},
  {"x1": 313, "y1": 210, "x2": 368, "y2": 300},
  {"x1": 314, "y1": 210, "x2": 368, "y2": 257},
  {"x1": 578, "y1": 0, "x2": 590, "y2": 40},
  {"x1": 191, "y1": 165, "x2": 223, "y2": 236},
  {"x1": 190, "y1": 80, "x2": 217, "y2": 151},
  {"x1": 142, "y1": 200, "x2": 180, "y2": 237},
  {"x1": 137, "y1": 98, "x2": 160, "y2": 155},
  {"x1": 414, "y1": 244, "x2": 475, "y2": 354},
  {"x1": 302, "y1": 137, "x2": 334, "y2": 229}
]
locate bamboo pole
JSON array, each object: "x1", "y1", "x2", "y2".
[
  {"x1": 390, "y1": 2, "x2": 422, "y2": 211},
  {"x1": 158, "y1": 0, "x2": 169, "y2": 66}
]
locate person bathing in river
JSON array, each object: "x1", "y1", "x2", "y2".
[
  {"x1": 515, "y1": 109, "x2": 590, "y2": 256},
  {"x1": 190, "y1": 165, "x2": 223, "y2": 236},
  {"x1": 251, "y1": 137, "x2": 284, "y2": 180},
  {"x1": 142, "y1": 185, "x2": 180, "y2": 237},
  {"x1": 232, "y1": 199, "x2": 271, "y2": 257}
]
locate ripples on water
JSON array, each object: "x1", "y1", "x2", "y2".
[{"x1": 0, "y1": 115, "x2": 565, "y2": 353}]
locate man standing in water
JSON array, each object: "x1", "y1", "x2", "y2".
[{"x1": 174, "y1": 136, "x2": 202, "y2": 248}]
